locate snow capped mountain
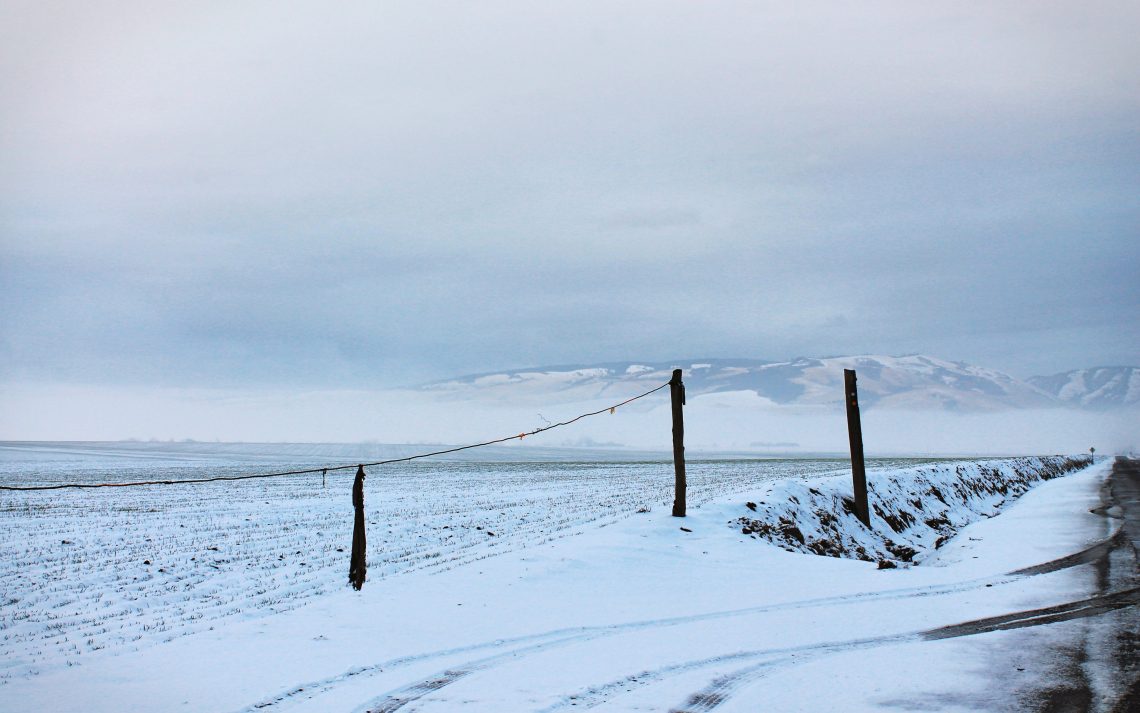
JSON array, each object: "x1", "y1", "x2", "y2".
[
  {"x1": 1028, "y1": 367, "x2": 1140, "y2": 409},
  {"x1": 759, "y1": 355, "x2": 1057, "y2": 411},
  {"x1": 418, "y1": 355, "x2": 1128, "y2": 412}
]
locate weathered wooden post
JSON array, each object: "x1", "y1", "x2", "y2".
[
  {"x1": 670, "y1": 368, "x2": 687, "y2": 517},
  {"x1": 349, "y1": 465, "x2": 367, "y2": 590},
  {"x1": 844, "y1": 369, "x2": 870, "y2": 527}
]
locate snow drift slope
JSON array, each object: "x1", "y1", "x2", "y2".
[{"x1": 733, "y1": 456, "x2": 1093, "y2": 564}]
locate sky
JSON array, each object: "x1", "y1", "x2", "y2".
[{"x1": 2, "y1": 1, "x2": 1138, "y2": 405}]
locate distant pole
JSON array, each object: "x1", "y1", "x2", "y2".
[
  {"x1": 844, "y1": 369, "x2": 870, "y2": 527},
  {"x1": 670, "y1": 368, "x2": 687, "y2": 517}
]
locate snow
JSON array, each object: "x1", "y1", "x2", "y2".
[
  {"x1": 1033, "y1": 367, "x2": 1140, "y2": 409},
  {"x1": 733, "y1": 456, "x2": 1091, "y2": 563},
  {"x1": 0, "y1": 448, "x2": 859, "y2": 680},
  {"x1": 414, "y1": 354, "x2": 1069, "y2": 413},
  {"x1": 0, "y1": 448, "x2": 1124, "y2": 712}
]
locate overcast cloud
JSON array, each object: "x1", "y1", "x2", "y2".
[{"x1": 2, "y1": 1, "x2": 1138, "y2": 393}]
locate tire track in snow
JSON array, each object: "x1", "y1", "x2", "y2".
[
  {"x1": 312, "y1": 533, "x2": 1124, "y2": 713},
  {"x1": 533, "y1": 648, "x2": 845, "y2": 712},
  {"x1": 540, "y1": 523, "x2": 1131, "y2": 712},
  {"x1": 237, "y1": 628, "x2": 591, "y2": 712},
  {"x1": 664, "y1": 587, "x2": 1140, "y2": 713},
  {"x1": 537, "y1": 588, "x2": 1139, "y2": 712},
  {"x1": 666, "y1": 639, "x2": 904, "y2": 713},
  {"x1": 1008, "y1": 527, "x2": 1127, "y2": 577}
]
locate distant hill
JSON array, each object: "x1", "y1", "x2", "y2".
[
  {"x1": 419, "y1": 354, "x2": 1138, "y2": 412},
  {"x1": 1028, "y1": 367, "x2": 1140, "y2": 410}
]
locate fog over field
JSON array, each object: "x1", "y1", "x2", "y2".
[
  {"x1": 1, "y1": 2, "x2": 1137, "y2": 437},
  {"x1": 3, "y1": 354, "x2": 1135, "y2": 455},
  {"x1": 1, "y1": 380, "x2": 1133, "y2": 456}
]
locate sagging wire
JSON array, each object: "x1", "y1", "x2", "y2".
[{"x1": 0, "y1": 381, "x2": 671, "y2": 492}]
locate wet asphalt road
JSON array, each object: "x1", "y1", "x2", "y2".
[{"x1": 1108, "y1": 457, "x2": 1140, "y2": 571}]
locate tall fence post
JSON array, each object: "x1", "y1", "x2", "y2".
[
  {"x1": 844, "y1": 369, "x2": 870, "y2": 527},
  {"x1": 349, "y1": 465, "x2": 367, "y2": 590},
  {"x1": 670, "y1": 368, "x2": 687, "y2": 517}
]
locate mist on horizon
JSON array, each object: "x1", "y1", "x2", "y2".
[{"x1": 1, "y1": 3, "x2": 1136, "y2": 449}]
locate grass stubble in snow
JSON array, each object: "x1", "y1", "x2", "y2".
[
  {"x1": 0, "y1": 445, "x2": 934, "y2": 681},
  {"x1": 0, "y1": 444, "x2": 1122, "y2": 712}
]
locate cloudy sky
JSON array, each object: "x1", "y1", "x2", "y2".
[{"x1": 2, "y1": 0, "x2": 1138, "y2": 398}]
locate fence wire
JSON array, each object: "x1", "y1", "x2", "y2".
[{"x1": 1, "y1": 381, "x2": 671, "y2": 491}]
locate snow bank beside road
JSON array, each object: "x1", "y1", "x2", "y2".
[{"x1": 734, "y1": 456, "x2": 1093, "y2": 565}]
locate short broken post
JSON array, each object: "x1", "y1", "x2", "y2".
[
  {"x1": 348, "y1": 465, "x2": 367, "y2": 590},
  {"x1": 844, "y1": 369, "x2": 870, "y2": 527},
  {"x1": 670, "y1": 368, "x2": 687, "y2": 517}
]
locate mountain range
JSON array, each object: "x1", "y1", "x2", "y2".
[{"x1": 420, "y1": 356, "x2": 1140, "y2": 412}]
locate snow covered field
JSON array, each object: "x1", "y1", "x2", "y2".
[
  {"x1": 0, "y1": 443, "x2": 920, "y2": 680},
  {"x1": 0, "y1": 444, "x2": 1129, "y2": 711}
]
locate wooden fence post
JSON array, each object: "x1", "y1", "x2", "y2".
[
  {"x1": 670, "y1": 368, "x2": 687, "y2": 517},
  {"x1": 349, "y1": 465, "x2": 367, "y2": 590},
  {"x1": 844, "y1": 369, "x2": 870, "y2": 527}
]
